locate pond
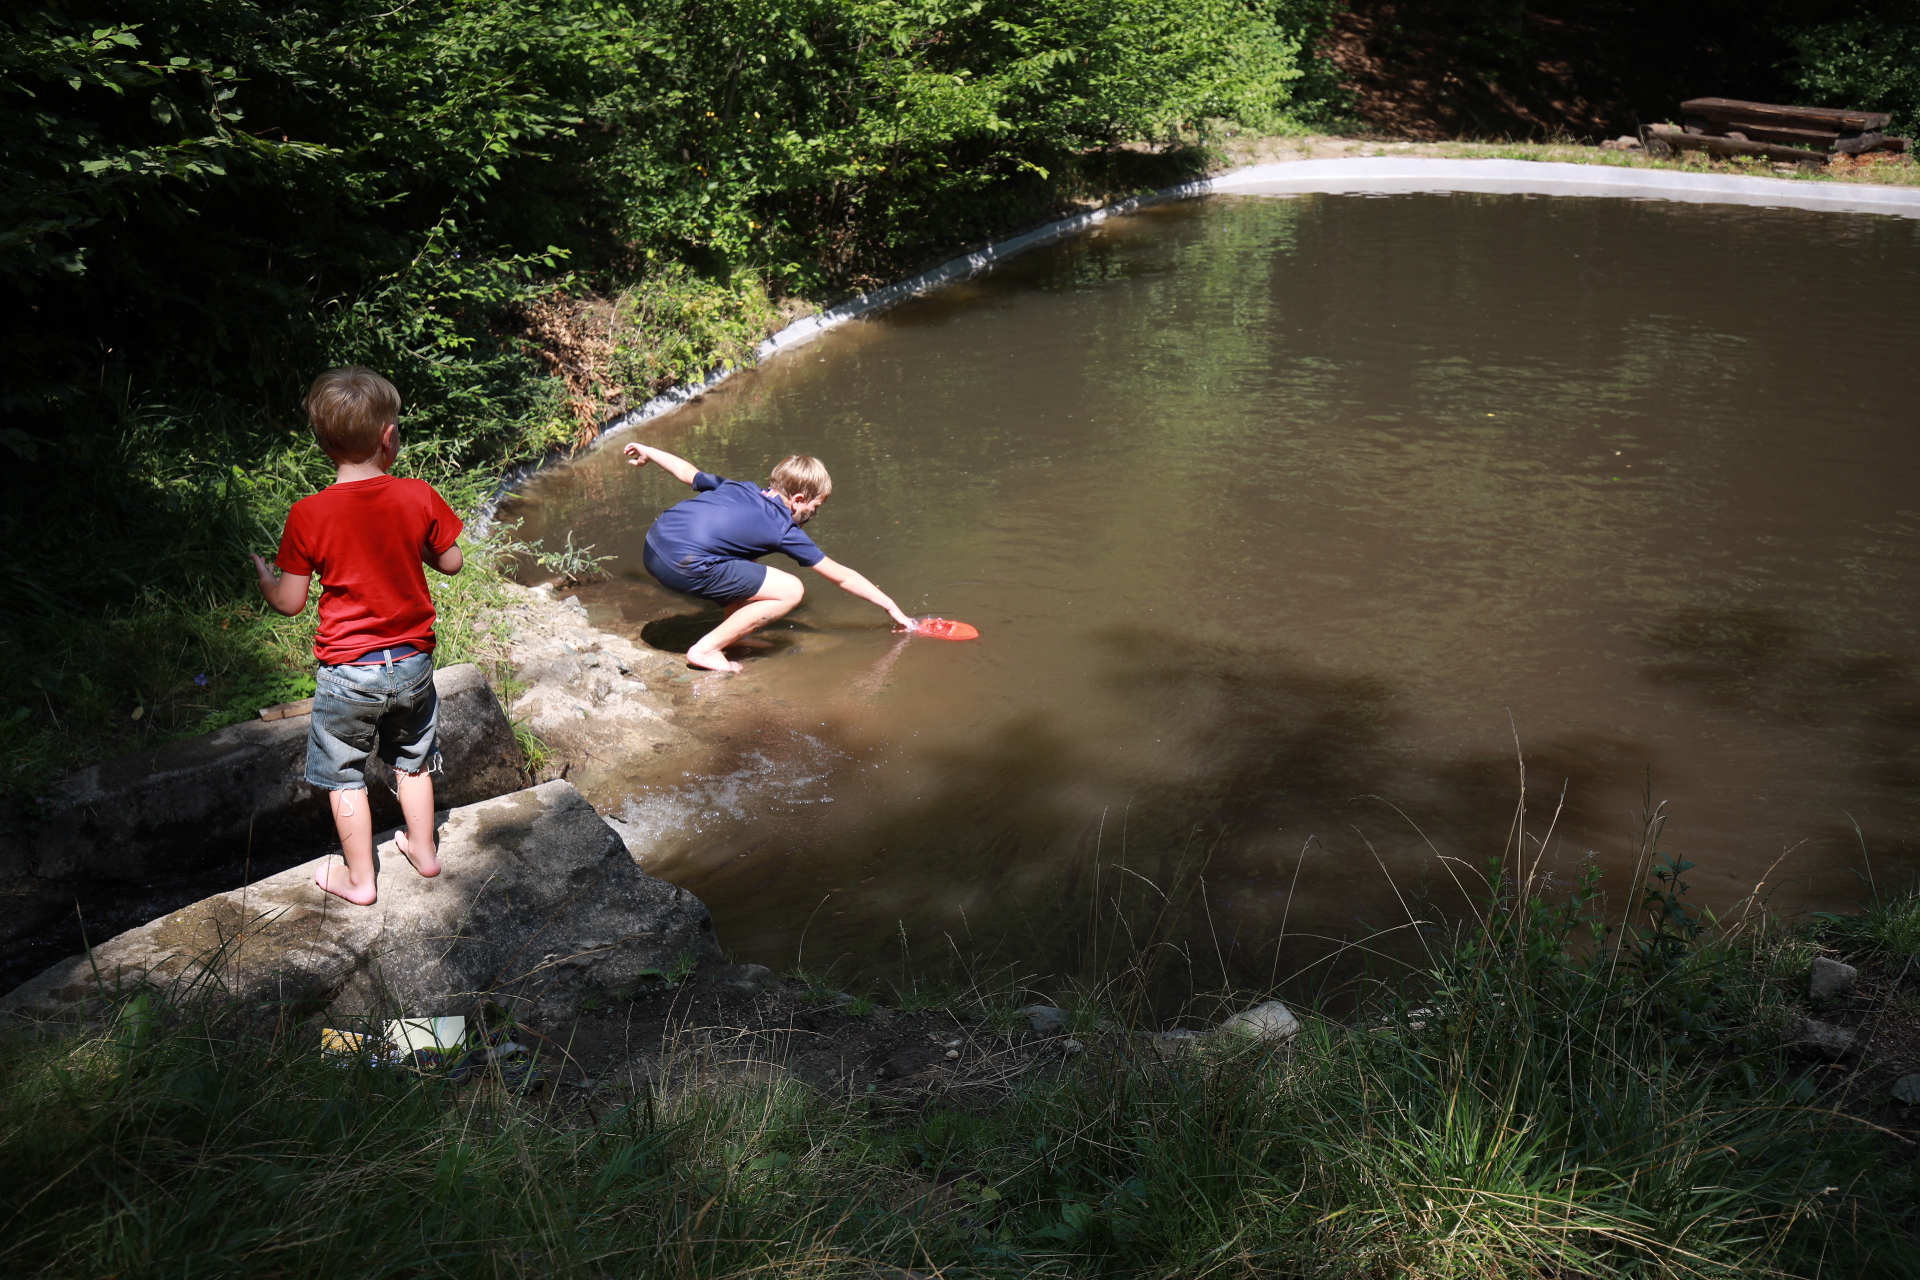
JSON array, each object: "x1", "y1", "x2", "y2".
[{"x1": 503, "y1": 189, "x2": 1920, "y2": 996}]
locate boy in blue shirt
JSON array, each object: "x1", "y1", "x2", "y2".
[{"x1": 623, "y1": 443, "x2": 913, "y2": 672}]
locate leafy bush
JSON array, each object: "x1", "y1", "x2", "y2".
[
  {"x1": 608, "y1": 265, "x2": 783, "y2": 403},
  {"x1": 1786, "y1": 7, "x2": 1920, "y2": 134}
]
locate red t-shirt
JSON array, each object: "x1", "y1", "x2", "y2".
[{"x1": 275, "y1": 475, "x2": 463, "y2": 665}]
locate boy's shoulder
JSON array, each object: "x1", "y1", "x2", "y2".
[{"x1": 294, "y1": 475, "x2": 444, "y2": 508}]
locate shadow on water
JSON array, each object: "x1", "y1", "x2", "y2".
[
  {"x1": 665, "y1": 624, "x2": 1650, "y2": 1015},
  {"x1": 639, "y1": 608, "x2": 722, "y2": 655},
  {"x1": 1634, "y1": 603, "x2": 1920, "y2": 896},
  {"x1": 640, "y1": 608, "x2": 821, "y2": 660}
]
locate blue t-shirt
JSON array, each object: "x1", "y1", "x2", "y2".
[{"x1": 645, "y1": 472, "x2": 824, "y2": 570}]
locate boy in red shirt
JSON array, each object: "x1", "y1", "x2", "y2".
[{"x1": 250, "y1": 367, "x2": 465, "y2": 905}]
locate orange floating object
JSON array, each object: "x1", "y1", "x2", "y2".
[{"x1": 913, "y1": 617, "x2": 979, "y2": 641}]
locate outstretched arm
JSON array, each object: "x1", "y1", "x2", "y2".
[
  {"x1": 250, "y1": 554, "x2": 311, "y2": 616},
  {"x1": 811, "y1": 557, "x2": 914, "y2": 630},
  {"x1": 621, "y1": 442, "x2": 701, "y2": 485}
]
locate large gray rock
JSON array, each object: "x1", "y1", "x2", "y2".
[
  {"x1": 1808, "y1": 956, "x2": 1858, "y2": 1001},
  {"x1": 1022, "y1": 1004, "x2": 1070, "y2": 1034},
  {"x1": 1, "y1": 664, "x2": 521, "y2": 946},
  {"x1": 1793, "y1": 1018, "x2": 1857, "y2": 1059},
  {"x1": 0, "y1": 781, "x2": 721, "y2": 1026}
]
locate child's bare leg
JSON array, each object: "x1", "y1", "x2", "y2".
[
  {"x1": 714, "y1": 600, "x2": 776, "y2": 649},
  {"x1": 687, "y1": 569, "x2": 803, "y2": 673},
  {"x1": 315, "y1": 787, "x2": 379, "y2": 905},
  {"x1": 392, "y1": 768, "x2": 441, "y2": 877}
]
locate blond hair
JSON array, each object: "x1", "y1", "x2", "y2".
[
  {"x1": 768, "y1": 454, "x2": 832, "y2": 500},
  {"x1": 304, "y1": 366, "x2": 400, "y2": 463}
]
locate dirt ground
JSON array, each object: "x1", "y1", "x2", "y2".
[
  {"x1": 520, "y1": 967, "x2": 1085, "y2": 1123},
  {"x1": 1320, "y1": 1, "x2": 1799, "y2": 143}
]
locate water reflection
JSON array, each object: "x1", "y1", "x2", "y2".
[{"x1": 503, "y1": 191, "x2": 1920, "y2": 994}]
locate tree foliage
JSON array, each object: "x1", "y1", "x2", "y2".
[
  {"x1": 2, "y1": 0, "x2": 1307, "y2": 427},
  {"x1": 1785, "y1": 3, "x2": 1920, "y2": 134}
]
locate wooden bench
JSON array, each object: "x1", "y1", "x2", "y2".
[{"x1": 1642, "y1": 97, "x2": 1910, "y2": 166}]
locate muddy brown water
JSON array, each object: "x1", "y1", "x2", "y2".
[{"x1": 504, "y1": 191, "x2": 1920, "y2": 1000}]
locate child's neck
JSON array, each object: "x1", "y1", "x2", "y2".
[{"x1": 335, "y1": 458, "x2": 391, "y2": 484}]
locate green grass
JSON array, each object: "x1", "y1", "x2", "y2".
[
  {"x1": 1814, "y1": 880, "x2": 1920, "y2": 961},
  {"x1": 2, "y1": 855, "x2": 1914, "y2": 1278}
]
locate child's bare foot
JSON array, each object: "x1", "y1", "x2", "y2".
[
  {"x1": 313, "y1": 860, "x2": 378, "y2": 905},
  {"x1": 393, "y1": 829, "x2": 441, "y2": 878},
  {"x1": 686, "y1": 648, "x2": 743, "y2": 673}
]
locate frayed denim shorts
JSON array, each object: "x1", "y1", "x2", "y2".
[{"x1": 306, "y1": 650, "x2": 440, "y2": 791}]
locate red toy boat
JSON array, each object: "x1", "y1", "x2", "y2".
[{"x1": 912, "y1": 617, "x2": 980, "y2": 641}]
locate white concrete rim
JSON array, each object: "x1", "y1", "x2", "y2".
[
  {"x1": 474, "y1": 156, "x2": 1919, "y2": 525},
  {"x1": 1209, "y1": 156, "x2": 1920, "y2": 217}
]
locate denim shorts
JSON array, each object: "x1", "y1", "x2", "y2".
[{"x1": 306, "y1": 650, "x2": 440, "y2": 791}]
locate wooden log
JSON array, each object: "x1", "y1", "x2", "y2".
[
  {"x1": 1680, "y1": 96, "x2": 1891, "y2": 134},
  {"x1": 1833, "y1": 131, "x2": 1912, "y2": 155},
  {"x1": 1719, "y1": 122, "x2": 1853, "y2": 147},
  {"x1": 1644, "y1": 124, "x2": 1827, "y2": 165}
]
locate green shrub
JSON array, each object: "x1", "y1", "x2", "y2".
[
  {"x1": 1786, "y1": 8, "x2": 1920, "y2": 134},
  {"x1": 608, "y1": 266, "x2": 784, "y2": 402}
]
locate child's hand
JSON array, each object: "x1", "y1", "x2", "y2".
[
  {"x1": 249, "y1": 552, "x2": 276, "y2": 585},
  {"x1": 622, "y1": 443, "x2": 649, "y2": 467}
]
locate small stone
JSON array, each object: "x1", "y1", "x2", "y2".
[
  {"x1": 1809, "y1": 957, "x2": 1858, "y2": 1001},
  {"x1": 1061, "y1": 1038, "x2": 1084, "y2": 1055},
  {"x1": 1218, "y1": 1000, "x2": 1301, "y2": 1045},
  {"x1": 703, "y1": 963, "x2": 777, "y2": 992},
  {"x1": 944, "y1": 1039, "x2": 962, "y2": 1049},
  {"x1": 1022, "y1": 1004, "x2": 1069, "y2": 1034},
  {"x1": 1159, "y1": 1028, "x2": 1201, "y2": 1044},
  {"x1": 1795, "y1": 1019, "x2": 1857, "y2": 1058},
  {"x1": 1893, "y1": 1074, "x2": 1920, "y2": 1106},
  {"x1": 945, "y1": 1049, "x2": 960, "y2": 1060}
]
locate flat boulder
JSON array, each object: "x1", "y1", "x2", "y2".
[{"x1": 0, "y1": 780, "x2": 721, "y2": 1026}]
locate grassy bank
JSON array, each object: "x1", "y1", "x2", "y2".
[{"x1": 3, "y1": 856, "x2": 1917, "y2": 1277}]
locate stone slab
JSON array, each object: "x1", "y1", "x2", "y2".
[
  {"x1": 4, "y1": 664, "x2": 521, "y2": 932},
  {"x1": 0, "y1": 780, "x2": 720, "y2": 1025}
]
